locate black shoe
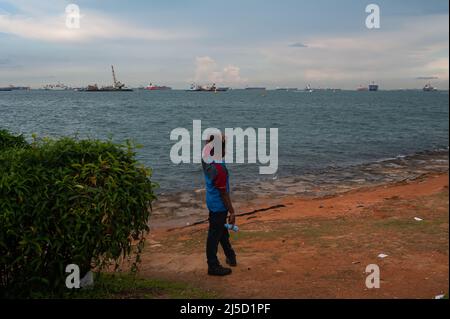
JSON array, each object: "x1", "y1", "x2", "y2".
[
  {"x1": 226, "y1": 257, "x2": 237, "y2": 267},
  {"x1": 208, "y1": 265, "x2": 232, "y2": 276}
]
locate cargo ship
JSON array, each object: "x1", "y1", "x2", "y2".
[
  {"x1": 188, "y1": 83, "x2": 209, "y2": 91},
  {"x1": 43, "y1": 82, "x2": 70, "y2": 90},
  {"x1": 423, "y1": 83, "x2": 438, "y2": 92},
  {"x1": 187, "y1": 83, "x2": 228, "y2": 92},
  {"x1": 357, "y1": 85, "x2": 368, "y2": 91},
  {"x1": 145, "y1": 83, "x2": 172, "y2": 90},
  {"x1": 0, "y1": 85, "x2": 31, "y2": 91},
  {"x1": 368, "y1": 82, "x2": 379, "y2": 91},
  {"x1": 304, "y1": 84, "x2": 313, "y2": 92},
  {"x1": 275, "y1": 87, "x2": 298, "y2": 91},
  {"x1": 84, "y1": 84, "x2": 100, "y2": 91},
  {"x1": 245, "y1": 87, "x2": 266, "y2": 91}
]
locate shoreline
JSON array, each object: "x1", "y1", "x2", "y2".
[
  {"x1": 150, "y1": 149, "x2": 449, "y2": 229},
  {"x1": 141, "y1": 171, "x2": 449, "y2": 298}
]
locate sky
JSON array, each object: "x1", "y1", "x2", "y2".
[{"x1": 0, "y1": 0, "x2": 448, "y2": 89}]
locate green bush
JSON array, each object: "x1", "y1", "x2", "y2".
[
  {"x1": 0, "y1": 132, "x2": 157, "y2": 298},
  {"x1": 0, "y1": 129, "x2": 29, "y2": 150}
]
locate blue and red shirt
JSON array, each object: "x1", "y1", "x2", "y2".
[{"x1": 202, "y1": 161, "x2": 230, "y2": 213}]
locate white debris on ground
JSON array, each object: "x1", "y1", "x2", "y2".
[{"x1": 80, "y1": 270, "x2": 94, "y2": 289}]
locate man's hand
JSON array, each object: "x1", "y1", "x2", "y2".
[
  {"x1": 220, "y1": 191, "x2": 236, "y2": 225},
  {"x1": 228, "y1": 211, "x2": 236, "y2": 225}
]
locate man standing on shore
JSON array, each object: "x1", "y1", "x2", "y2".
[{"x1": 202, "y1": 133, "x2": 237, "y2": 276}]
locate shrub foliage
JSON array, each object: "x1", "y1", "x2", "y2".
[
  {"x1": 0, "y1": 129, "x2": 28, "y2": 149},
  {"x1": 0, "y1": 130, "x2": 156, "y2": 298}
]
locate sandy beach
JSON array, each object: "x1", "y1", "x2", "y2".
[{"x1": 138, "y1": 169, "x2": 449, "y2": 298}]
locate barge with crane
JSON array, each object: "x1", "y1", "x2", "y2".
[{"x1": 85, "y1": 66, "x2": 133, "y2": 91}]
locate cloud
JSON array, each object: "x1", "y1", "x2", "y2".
[
  {"x1": 194, "y1": 56, "x2": 217, "y2": 80},
  {"x1": 423, "y1": 58, "x2": 449, "y2": 80},
  {"x1": 289, "y1": 42, "x2": 308, "y2": 48},
  {"x1": 259, "y1": 14, "x2": 449, "y2": 88},
  {"x1": 0, "y1": 10, "x2": 199, "y2": 42},
  {"x1": 194, "y1": 56, "x2": 247, "y2": 85}
]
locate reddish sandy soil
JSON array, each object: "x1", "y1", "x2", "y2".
[{"x1": 138, "y1": 173, "x2": 449, "y2": 298}]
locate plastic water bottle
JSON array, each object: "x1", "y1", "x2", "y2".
[{"x1": 225, "y1": 224, "x2": 239, "y2": 232}]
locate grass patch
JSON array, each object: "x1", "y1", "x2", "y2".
[
  {"x1": 163, "y1": 220, "x2": 339, "y2": 252},
  {"x1": 61, "y1": 273, "x2": 218, "y2": 299},
  {"x1": 230, "y1": 219, "x2": 349, "y2": 243},
  {"x1": 373, "y1": 218, "x2": 440, "y2": 234},
  {"x1": 371, "y1": 191, "x2": 449, "y2": 237}
]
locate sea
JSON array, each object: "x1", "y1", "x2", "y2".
[{"x1": 1, "y1": 89, "x2": 448, "y2": 223}]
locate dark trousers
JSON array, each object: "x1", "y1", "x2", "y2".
[{"x1": 206, "y1": 211, "x2": 236, "y2": 268}]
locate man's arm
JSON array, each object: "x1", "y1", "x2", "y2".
[
  {"x1": 219, "y1": 190, "x2": 236, "y2": 225},
  {"x1": 212, "y1": 163, "x2": 236, "y2": 225}
]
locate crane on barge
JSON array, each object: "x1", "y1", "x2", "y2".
[{"x1": 111, "y1": 65, "x2": 125, "y2": 90}]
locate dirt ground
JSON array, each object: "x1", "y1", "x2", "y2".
[{"x1": 138, "y1": 173, "x2": 449, "y2": 299}]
